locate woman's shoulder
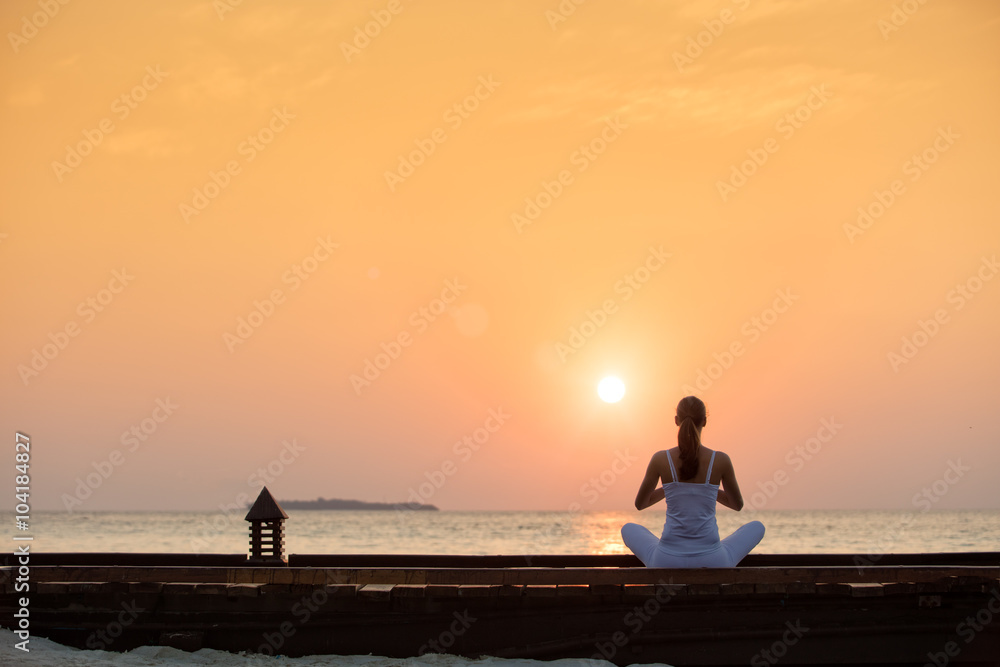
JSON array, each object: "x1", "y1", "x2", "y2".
[
  {"x1": 649, "y1": 449, "x2": 675, "y2": 470},
  {"x1": 708, "y1": 448, "x2": 732, "y2": 468}
]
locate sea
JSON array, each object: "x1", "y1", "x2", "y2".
[
  {"x1": 5, "y1": 508, "x2": 998, "y2": 555},
  {"x1": 2, "y1": 509, "x2": 997, "y2": 667}
]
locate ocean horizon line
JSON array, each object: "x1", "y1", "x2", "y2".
[{"x1": 7, "y1": 507, "x2": 1000, "y2": 514}]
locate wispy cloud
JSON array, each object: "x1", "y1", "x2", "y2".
[
  {"x1": 6, "y1": 86, "x2": 44, "y2": 107},
  {"x1": 104, "y1": 128, "x2": 192, "y2": 157}
]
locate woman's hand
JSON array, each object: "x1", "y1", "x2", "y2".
[
  {"x1": 642, "y1": 486, "x2": 665, "y2": 508},
  {"x1": 716, "y1": 488, "x2": 741, "y2": 510},
  {"x1": 715, "y1": 453, "x2": 744, "y2": 511}
]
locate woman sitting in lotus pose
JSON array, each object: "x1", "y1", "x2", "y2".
[{"x1": 621, "y1": 396, "x2": 765, "y2": 567}]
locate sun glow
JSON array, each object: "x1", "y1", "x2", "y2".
[{"x1": 597, "y1": 376, "x2": 626, "y2": 403}]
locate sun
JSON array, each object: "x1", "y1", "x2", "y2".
[{"x1": 597, "y1": 376, "x2": 626, "y2": 403}]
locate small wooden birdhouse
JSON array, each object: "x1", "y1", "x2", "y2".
[{"x1": 244, "y1": 487, "x2": 289, "y2": 564}]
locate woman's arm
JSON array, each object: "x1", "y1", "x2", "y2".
[
  {"x1": 644, "y1": 486, "x2": 665, "y2": 508},
  {"x1": 716, "y1": 452, "x2": 745, "y2": 511},
  {"x1": 634, "y1": 453, "x2": 665, "y2": 510},
  {"x1": 717, "y1": 488, "x2": 741, "y2": 511}
]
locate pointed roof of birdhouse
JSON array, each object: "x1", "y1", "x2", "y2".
[{"x1": 245, "y1": 487, "x2": 289, "y2": 521}]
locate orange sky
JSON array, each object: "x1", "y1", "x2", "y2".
[{"x1": 2, "y1": 0, "x2": 998, "y2": 513}]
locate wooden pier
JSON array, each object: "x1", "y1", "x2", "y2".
[{"x1": 2, "y1": 551, "x2": 998, "y2": 665}]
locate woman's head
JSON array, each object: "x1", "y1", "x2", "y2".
[
  {"x1": 675, "y1": 396, "x2": 707, "y2": 480},
  {"x1": 675, "y1": 396, "x2": 707, "y2": 428}
]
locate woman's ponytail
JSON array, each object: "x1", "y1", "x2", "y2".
[{"x1": 676, "y1": 396, "x2": 707, "y2": 481}]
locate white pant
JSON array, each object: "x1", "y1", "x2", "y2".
[{"x1": 621, "y1": 520, "x2": 765, "y2": 567}]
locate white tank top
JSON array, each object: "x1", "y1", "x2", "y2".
[{"x1": 660, "y1": 450, "x2": 721, "y2": 554}]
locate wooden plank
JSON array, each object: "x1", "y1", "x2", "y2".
[
  {"x1": 656, "y1": 583, "x2": 687, "y2": 598},
  {"x1": 949, "y1": 579, "x2": 989, "y2": 593},
  {"x1": 424, "y1": 585, "x2": 460, "y2": 598},
  {"x1": 589, "y1": 584, "x2": 621, "y2": 596},
  {"x1": 35, "y1": 582, "x2": 67, "y2": 594},
  {"x1": 883, "y1": 582, "x2": 918, "y2": 596},
  {"x1": 128, "y1": 582, "x2": 164, "y2": 594},
  {"x1": 427, "y1": 562, "x2": 948, "y2": 586},
  {"x1": 458, "y1": 585, "x2": 495, "y2": 598},
  {"x1": 335, "y1": 564, "x2": 999, "y2": 586},
  {"x1": 687, "y1": 583, "x2": 720, "y2": 596},
  {"x1": 754, "y1": 583, "x2": 788, "y2": 595},
  {"x1": 247, "y1": 569, "x2": 294, "y2": 585},
  {"x1": 623, "y1": 584, "x2": 657, "y2": 596},
  {"x1": 286, "y1": 551, "x2": 1000, "y2": 569},
  {"x1": 915, "y1": 580, "x2": 950, "y2": 594},
  {"x1": 162, "y1": 583, "x2": 199, "y2": 595},
  {"x1": 259, "y1": 584, "x2": 291, "y2": 595},
  {"x1": 786, "y1": 582, "x2": 817, "y2": 595},
  {"x1": 358, "y1": 583, "x2": 394, "y2": 601},
  {"x1": 0, "y1": 553, "x2": 249, "y2": 567},
  {"x1": 194, "y1": 584, "x2": 229, "y2": 595},
  {"x1": 719, "y1": 583, "x2": 755, "y2": 596},
  {"x1": 225, "y1": 584, "x2": 260, "y2": 598},
  {"x1": 816, "y1": 582, "x2": 852, "y2": 596},
  {"x1": 324, "y1": 584, "x2": 359, "y2": 598},
  {"x1": 350, "y1": 569, "x2": 429, "y2": 586},
  {"x1": 288, "y1": 554, "x2": 644, "y2": 568},
  {"x1": 20, "y1": 564, "x2": 1000, "y2": 587},
  {"x1": 849, "y1": 583, "x2": 885, "y2": 597},
  {"x1": 750, "y1": 582, "x2": 816, "y2": 595},
  {"x1": 59, "y1": 582, "x2": 127, "y2": 595},
  {"x1": 6, "y1": 551, "x2": 999, "y2": 569},
  {"x1": 391, "y1": 584, "x2": 427, "y2": 598},
  {"x1": 524, "y1": 585, "x2": 558, "y2": 597},
  {"x1": 739, "y1": 552, "x2": 1000, "y2": 568}
]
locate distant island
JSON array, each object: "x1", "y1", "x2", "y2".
[{"x1": 279, "y1": 497, "x2": 439, "y2": 511}]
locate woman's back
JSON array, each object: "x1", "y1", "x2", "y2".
[
  {"x1": 660, "y1": 445, "x2": 723, "y2": 484},
  {"x1": 660, "y1": 447, "x2": 720, "y2": 553}
]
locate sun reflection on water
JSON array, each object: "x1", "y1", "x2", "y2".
[{"x1": 572, "y1": 511, "x2": 634, "y2": 555}]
